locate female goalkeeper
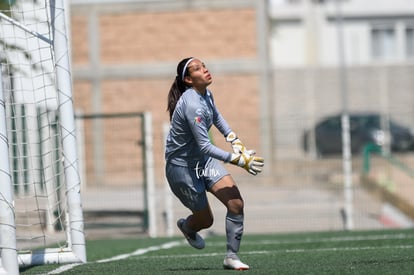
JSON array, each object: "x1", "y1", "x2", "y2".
[{"x1": 165, "y1": 57, "x2": 264, "y2": 270}]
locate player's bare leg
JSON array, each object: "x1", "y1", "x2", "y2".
[
  {"x1": 210, "y1": 175, "x2": 249, "y2": 270},
  {"x1": 177, "y1": 205, "x2": 213, "y2": 249}
]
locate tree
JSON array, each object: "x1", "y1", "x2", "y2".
[
  {"x1": 1, "y1": 0, "x2": 45, "y2": 75},
  {"x1": 0, "y1": 0, "x2": 16, "y2": 16}
]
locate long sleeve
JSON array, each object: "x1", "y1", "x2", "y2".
[
  {"x1": 165, "y1": 89, "x2": 232, "y2": 166},
  {"x1": 185, "y1": 97, "x2": 232, "y2": 162}
]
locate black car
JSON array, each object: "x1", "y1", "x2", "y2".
[{"x1": 302, "y1": 113, "x2": 414, "y2": 156}]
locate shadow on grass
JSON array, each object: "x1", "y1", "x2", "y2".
[{"x1": 19, "y1": 266, "x2": 34, "y2": 273}]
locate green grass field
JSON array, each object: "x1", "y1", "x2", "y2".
[{"x1": 20, "y1": 228, "x2": 414, "y2": 274}]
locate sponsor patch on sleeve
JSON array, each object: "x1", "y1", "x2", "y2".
[{"x1": 194, "y1": 116, "x2": 202, "y2": 124}]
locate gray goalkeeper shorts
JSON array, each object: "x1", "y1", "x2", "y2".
[{"x1": 165, "y1": 157, "x2": 229, "y2": 211}]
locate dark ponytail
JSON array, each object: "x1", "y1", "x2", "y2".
[{"x1": 167, "y1": 57, "x2": 193, "y2": 120}]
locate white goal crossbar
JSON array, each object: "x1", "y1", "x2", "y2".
[{"x1": 0, "y1": 0, "x2": 86, "y2": 274}]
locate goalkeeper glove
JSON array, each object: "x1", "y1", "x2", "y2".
[
  {"x1": 226, "y1": 132, "x2": 255, "y2": 155},
  {"x1": 230, "y1": 152, "x2": 264, "y2": 175}
]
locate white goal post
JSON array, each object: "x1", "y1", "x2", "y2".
[{"x1": 0, "y1": 0, "x2": 86, "y2": 274}]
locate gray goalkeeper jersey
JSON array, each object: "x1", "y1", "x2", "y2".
[{"x1": 165, "y1": 88, "x2": 232, "y2": 167}]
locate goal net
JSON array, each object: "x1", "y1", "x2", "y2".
[{"x1": 0, "y1": 1, "x2": 86, "y2": 274}]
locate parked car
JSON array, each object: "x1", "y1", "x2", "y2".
[{"x1": 302, "y1": 113, "x2": 414, "y2": 156}]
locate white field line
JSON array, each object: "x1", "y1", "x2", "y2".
[
  {"x1": 134, "y1": 244, "x2": 414, "y2": 260},
  {"x1": 46, "y1": 263, "x2": 82, "y2": 275},
  {"x1": 206, "y1": 232, "x2": 414, "y2": 247},
  {"x1": 45, "y1": 233, "x2": 414, "y2": 274},
  {"x1": 46, "y1": 240, "x2": 184, "y2": 274},
  {"x1": 96, "y1": 240, "x2": 183, "y2": 263}
]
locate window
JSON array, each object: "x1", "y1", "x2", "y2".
[
  {"x1": 406, "y1": 27, "x2": 414, "y2": 58},
  {"x1": 371, "y1": 26, "x2": 396, "y2": 60}
]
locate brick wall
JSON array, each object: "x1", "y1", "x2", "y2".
[
  {"x1": 98, "y1": 9, "x2": 256, "y2": 63},
  {"x1": 70, "y1": 1, "x2": 260, "y2": 186}
]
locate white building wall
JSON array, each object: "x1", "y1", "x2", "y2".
[
  {"x1": 270, "y1": 25, "x2": 306, "y2": 66},
  {"x1": 269, "y1": 0, "x2": 414, "y2": 67}
]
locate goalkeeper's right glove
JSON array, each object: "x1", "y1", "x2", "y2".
[{"x1": 230, "y1": 152, "x2": 264, "y2": 176}]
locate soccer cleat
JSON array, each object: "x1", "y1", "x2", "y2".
[
  {"x1": 177, "y1": 218, "x2": 205, "y2": 249},
  {"x1": 223, "y1": 256, "x2": 250, "y2": 270}
]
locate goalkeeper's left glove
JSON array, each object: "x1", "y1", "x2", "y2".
[
  {"x1": 230, "y1": 152, "x2": 264, "y2": 175},
  {"x1": 225, "y1": 131, "x2": 255, "y2": 155}
]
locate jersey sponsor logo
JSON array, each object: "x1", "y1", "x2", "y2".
[{"x1": 194, "y1": 116, "x2": 202, "y2": 124}]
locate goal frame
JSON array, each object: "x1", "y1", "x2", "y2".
[{"x1": 0, "y1": 0, "x2": 86, "y2": 273}]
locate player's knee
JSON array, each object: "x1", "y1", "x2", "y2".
[
  {"x1": 199, "y1": 216, "x2": 214, "y2": 229},
  {"x1": 227, "y1": 199, "x2": 244, "y2": 215}
]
